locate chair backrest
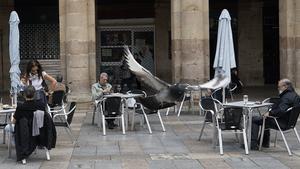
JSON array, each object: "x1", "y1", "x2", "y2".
[
  {"x1": 262, "y1": 97, "x2": 280, "y2": 104},
  {"x1": 286, "y1": 106, "x2": 300, "y2": 129},
  {"x1": 67, "y1": 102, "x2": 76, "y2": 125},
  {"x1": 127, "y1": 89, "x2": 147, "y2": 97},
  {"x1": 228, "y1": 83, "x2": 237, "y2": 92},
  {"x1": 140, "y1": 95, "x2": 175, "y2": 111},
  {"x1": 52, "y1": 90, "x2": 66, "y2": 106},
  {"x1": 200, "y1": 97, "x2": 215, "y2": 112},
  {"x1": 222, "y1": 107, "x2": 243, "y2": 130},
  {"x1": 104, "y1": 97, "x2": 122, "y2": 115}
]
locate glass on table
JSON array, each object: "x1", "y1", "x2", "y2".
[{"x1": 243, "y1": 95, "x2": 248, "y2": 105}]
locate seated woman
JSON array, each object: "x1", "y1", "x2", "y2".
[{"x1": 11, "y1": 85, "x2": 56, "y2": 164}]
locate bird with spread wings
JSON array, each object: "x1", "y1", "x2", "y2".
[{"x1": 124, "y1": 46, "x2": 188, "y2": 103}]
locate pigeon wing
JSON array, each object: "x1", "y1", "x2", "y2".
[{"x1": 124, "y1": 46, "x2": 170, "y2": 91}]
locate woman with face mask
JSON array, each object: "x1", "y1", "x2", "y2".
[{"x1": 25, "y1": 60, "x2": 57, "y2": 106}]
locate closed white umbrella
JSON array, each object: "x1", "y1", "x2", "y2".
[
  {"x1": 9, "y1": 11, "x2": 21, "y2": 105},
  {"x1": 200, "y1": 9, "x2": 236, "y2": 102},
  {"x1": 213, "y1": 9, "x2": 236, "y2": 80}
]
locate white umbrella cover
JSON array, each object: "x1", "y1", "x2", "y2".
[
  {"x1": 213, "y1": 9, "x2": 236, "y2": 80},
  {"x1": 9, "y1": 11, "x2": 21, "y2": 101}
]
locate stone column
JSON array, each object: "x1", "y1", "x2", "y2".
[
  {"x1": 279, "y1": 0, "x2": 300, "y2": 91},
  {"x1": 279, "y1": 0, "x2": 296, "y2": 83},
  {"x1": 238, "y1": 0, "x2": 264, "y2": 86},
  {"x1": 171, "y1": 0, "x2": 209, "y2": 84},
  {"x1": 155, "y1": 0, "x2": 172, "y2": 83},
  {"x1": 59, "y1": 0, "x2": 96, "y2": 102}
]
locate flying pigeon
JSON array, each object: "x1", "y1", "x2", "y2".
[{"x1": 123, "y1": 46, "x2": 189, "y2": 103}]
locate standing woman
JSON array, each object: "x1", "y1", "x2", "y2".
[{"x1": 25, "y1": 60, "x2": 57, "y2": 106}]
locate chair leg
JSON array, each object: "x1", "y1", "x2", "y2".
[
  {"x1": 177, "y1": 95, "x2": 186, "y2": 117},
  {"x1": 66, "y1": 123, "x2": 75, "y2": 143},
  {"x1": 259, "y1": 118, "x2": 266, "y2": 150},
  {"x1": 274, "y1": 131, "x2": 278, "y2": 147},
  {"x1": 3, "y1": 129, "x2": 6, "y2": 144},
  {"x1": 102, "y1": 114, "x2": 106, "y2": 136},
  {"x1": 274, "y1": 119, "x2": 292, "y2": 156},
  {"x1": 121, "y1": 114, "x2": 125, "y2": 135},
  {"x1": 131, "y1": 112, "x2": 135, "y2": 130},
  {"x1": 157, "y1": 110, "x2": 166, "y2": 132},
  {"x1": 294, "y1": 127, "x2": 300, "y2": 144},
  {"x1": 218, "y1": 129, "x2": 223, "y2": 155},
  {"x1": 143, "y1": 113, "x2": 152, "y2": 134},
  {"x1": 279, "y1": 128, "x2": 292, "y2": 156},
  {"x1": 198, "y1": 112, "x2": 207, "y2": 141},
  {"x1": 92, "y1": 105, "x2": 96, "y2": 125},
  {"x1": 165, "y1": 108, "x2": 170, "y2": 116}
]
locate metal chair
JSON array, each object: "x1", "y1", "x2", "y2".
[
  {"x1": 47, "y1": 90, "x2": 67, "y2": 118},
  {"x1": 228, "y1": 82, "x2": 237, "y2": 101},
  {"x1": 213, "y1": 99, "x2": 249, "y2": 155},
  {"x1": 259, "y1": 106, "x2": 300, "y2": 155},
  {"x1": 53, "y1": 102, "x2": 76, "y2": 143},
  {"x1": 198, "y1": 97, "x2": 217, "y2": 141},
  {"x1": 132, "y1": 95, "x2": 175, "y2": 133},
  {"x1": 98, "y1": 97, "x2": 125, "y2": 135}
]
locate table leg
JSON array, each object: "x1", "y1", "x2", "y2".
[
  {"x1": 247, "y1": 108, "x2": 253, "y2": 149},
  {"x1": 8, "y1": 123, "x2": 12, "y2": 158}
]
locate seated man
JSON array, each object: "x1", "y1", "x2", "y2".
[
  {"x1": 91, "y1": 72, "x2": 116, "y2": 129},
  {"x1": 251, "y1": 79, "x2": 300, "y2": 150}
]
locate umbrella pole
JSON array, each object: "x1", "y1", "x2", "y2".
[{"x1": 222, "y1": 87, "x2": 225, "y2": 103}]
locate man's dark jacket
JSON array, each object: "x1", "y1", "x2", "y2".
[
  {"x1": 269, "y1": 87, "x2": 300, "y2": 127},
  {"x1": 14, "y1": 100, "x2": 57, "y2": 161}
]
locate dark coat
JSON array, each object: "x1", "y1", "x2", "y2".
[
  {"x1": 14, "y1": 100, "x2": 57, "y2": 161},
  {"x1": 270, "y1": 87, "x2": 300, "y2": 124}
]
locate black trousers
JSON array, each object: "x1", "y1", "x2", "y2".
[{"x1": 251, "y1": 116, "x2": 285, "y2": 146}]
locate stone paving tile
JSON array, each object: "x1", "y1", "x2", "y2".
[
  {"x1": 122, "y1": 159, "x2": 149, "y2": 169},
  {"x1": 94, "y1": 159, "x2": 122, "y2": 169},
  {"x1": 250, "y1": 156, "x2": 289, "y2": 169},
  {"x1": 97, "y1": 144, "x2": 120, "y2": 156},
  {"x1": 199, "y1": 158, "x2": 232, "y2": 169},
  {"x1": 173, "y1": 160, "x2": 204, "y2": 169},
  {"x1": 39, "y1": 161, "x2": 69, "y2": 169},
  {"x1": 68, "y1": 160, "x2": 95, "y2": 169},
  {"x1": 148, "y1": 160, "x2": 176, "y2": 169},
  {"x1": 225, "y1": 157, "x2": 260, "y2": 169}
]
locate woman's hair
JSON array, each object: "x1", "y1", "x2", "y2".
[
  {"x1": 24, "y1": 85, "x2": 36, "y2": 99},
  {"x1": 26, "y1": 60, "x2": 43, "y2": 78}
]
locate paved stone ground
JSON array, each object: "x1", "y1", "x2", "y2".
[{"x1": 1, "y1": 86, "x2": 300, "y2": 169}]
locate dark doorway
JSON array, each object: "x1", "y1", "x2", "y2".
[{"x1": 263, "y1": 0, "x2": 279, "y2": 84}]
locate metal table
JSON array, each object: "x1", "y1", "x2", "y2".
[
  {"x1": 0, "y1": 108, "x2": 16, "y2": 157},
  {"x1": 96, "y1": 93, "x2": 144, "y2": 130},
  {"x1": 223, "y1": 101, "x2": 273, "y2": 149}
]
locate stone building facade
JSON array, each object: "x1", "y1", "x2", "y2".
[{"x1": 0, "y1": 0, "x2": 299, "y2": 102}]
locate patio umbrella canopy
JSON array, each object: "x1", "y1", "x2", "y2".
[
  {"x1": 9, "y1": 11, "x2": 21, "y2": 104},
  {"x1": 213, "y1": 9, "x2": 236, "y2": 80},
  {"x1": 200, "y1": 9, "x2": 236, "y2": 90}
]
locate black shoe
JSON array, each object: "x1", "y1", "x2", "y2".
[
  {"x1": 262, "y1": 143, "x2": 270, "y2": 148},
  {"x1": 251, "y1": 145, "x2": 259, "y2": 150},
  {"x1": 108, "y1": 123, "x2": 115, "y2": 129},
  {"x1": 250, "y1": 142, "x2": 259, "y2": 150}
]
